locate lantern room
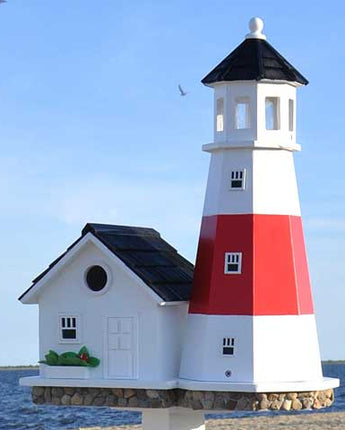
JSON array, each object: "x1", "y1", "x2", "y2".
[{"x1": 205, "y1": 17, "x2": 307, "y2": 152}]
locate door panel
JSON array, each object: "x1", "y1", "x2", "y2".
[{"x1": 106, "y1": 317, "x2": 136, "y2": 379}]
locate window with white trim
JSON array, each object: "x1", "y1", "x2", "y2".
[
  {"x1": 289, "y1": 99, "x2": 294, "y2": 131},
  {"x1": 216, "y1": 98, "x2": 224, "y2": 132},
  {"x1": 224, "y1": 252, "x2": 242, "y2": 274},
  {"x1": 223, "y1": 337, "x2": 235, "y2": 355},
  {"x1": 230, "y1": 169, "x2": 246, "y2": 190},
  {"x1": 59, "y1": 315, "x2": 79, "y2": 342},
  {"x1": 265, "y1": 97, "x2": 280, "y2": 130},
  {"x1": 235, "y1": 98, "x2": 250, "y2": 129}
]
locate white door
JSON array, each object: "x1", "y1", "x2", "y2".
[{"x1": 106, "y1": 317, "x2": 136, "y2": 379}]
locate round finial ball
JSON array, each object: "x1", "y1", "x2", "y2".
[{"x1": 248, "y1": 17, "x2": 264, "y2": 33}]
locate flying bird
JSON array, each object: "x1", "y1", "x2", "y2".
[{"x1": 178, "y1": 84, "x2": 187, "y2": 96}]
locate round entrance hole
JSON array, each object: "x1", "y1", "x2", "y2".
[{"x1": 86, "y1": 265, "x2": 108, "y2": 292}]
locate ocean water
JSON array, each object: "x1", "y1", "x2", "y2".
[{"x1": 0, "y1": 364, "x2": 343, "y2": 430}]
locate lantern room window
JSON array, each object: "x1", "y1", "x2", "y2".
[
  {"x1": 265, "y1": 97, "x2": 280, "y2": 130},
  {"x1": 235, "y1": 98, "x2": 250, "y2": 129},
  {"x1": 59, "y1": 315, "x2": 79, "y2": 343},
  {"x1": 289, "y1": 99, "x2": 294, "y2": 131},
  {"x1": 224, "y1": 252, "x2": 242, "y2": 274},
  {"x1": 230, "y1": 169, "x2": 246, "y2": 190},
  {"x1": 216, "y1": 98, "x2": 224, "y2": 132},
  {"x1": 223, "y1": 337, "x2": 235, "y2": 355}
]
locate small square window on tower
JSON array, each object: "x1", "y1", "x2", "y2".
[
  {"x1": 223, "y1": 337, "x2": 235, "y2": 355},
  {"x1": 224, "y1": 252, "x2": 242, "y2": 274},
  {"x1": 59, "y1": 315, "x2": 79, "y2": 343},
  {"x1": 235, "y1": 97, "x2": 250, "y2": 129},
  {"x1": 230, "y1": 169, "x2": 246, "y2": 190},
  {"x1": 265, "y1": 97, "x2": 280, "y2": 130},
  {"x1": 216, "y1": 98, "x2": 224, "y2": 132}
]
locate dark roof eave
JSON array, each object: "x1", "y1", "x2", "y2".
[{"x1": 202, "y1": 78, "x2": 306, "y2": 87}]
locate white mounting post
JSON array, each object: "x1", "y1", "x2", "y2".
[{"x1": 142, "y1": 408, "x2": 205, "y2": 430}]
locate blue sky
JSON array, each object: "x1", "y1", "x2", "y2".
[{"x1": 1, "y1": 0, "x2": 345, "y2": 364}]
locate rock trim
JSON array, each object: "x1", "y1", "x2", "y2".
[{"x1": 31, "y1": 387, "x2": 334, "y2": 411}]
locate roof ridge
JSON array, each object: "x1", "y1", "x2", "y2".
[
  {"x1": 82, "y1": 223, "x2": 160, "y2": 237},
  {"x1": 257, "y1": 38, "x2": 264, "y2": 79}
]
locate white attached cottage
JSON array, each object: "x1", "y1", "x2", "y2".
[{"x1": 19, "y1": 223, "x2": 192, "y2": 387}]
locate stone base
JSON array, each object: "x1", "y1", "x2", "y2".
[{"x1": 31, "y1": 387, "x2": 334, "y2": 411}]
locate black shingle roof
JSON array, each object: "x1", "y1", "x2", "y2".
[
  {"x1": 19, "y1": 223, "x2": 193, "y2": 302},
  {"x1": 202, "y1": 38, "x2": 308, "y2": 86}
]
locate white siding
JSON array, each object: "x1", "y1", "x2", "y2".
[
  {"x1": 179, "y1": 314, "x2": 254, "y2": 383},
  {"x1": 179, "y1": 314, "x2": 322, "y2": 386},
  {"x1": 202, "y1": 148, "x2": 300, "y2": 217},
  {"x1": 203, "y1": 149, "x2": 253, "y2": 216},
  {"x1": 252, "y1": 149, "x2": 301, "y2": 216},
  {"x1": 38, "y1": 240, "x2": 186, "y2": 384},
  {"x1": 253, "y1": 314, "x2": 322, "y2": 383}
]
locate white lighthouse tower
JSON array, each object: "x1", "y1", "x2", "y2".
[{"x1": 179, "y1": 18, "x2": 339, "y2": 393}]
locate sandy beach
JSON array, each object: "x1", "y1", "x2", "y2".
[{"x1": 78, "y1": 411, "x2": 345, "y2": 430}]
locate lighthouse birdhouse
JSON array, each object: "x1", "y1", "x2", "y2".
[
  {"x1": 179, "y1": 17, "x2": 339, "y2": 393},
  {"x1": 20, "y1": 17, "x2": 338, "y2": 424}
]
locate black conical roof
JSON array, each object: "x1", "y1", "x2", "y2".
[{"x1": 202, "y1": 38, "x2": 308, "y2": 86}]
